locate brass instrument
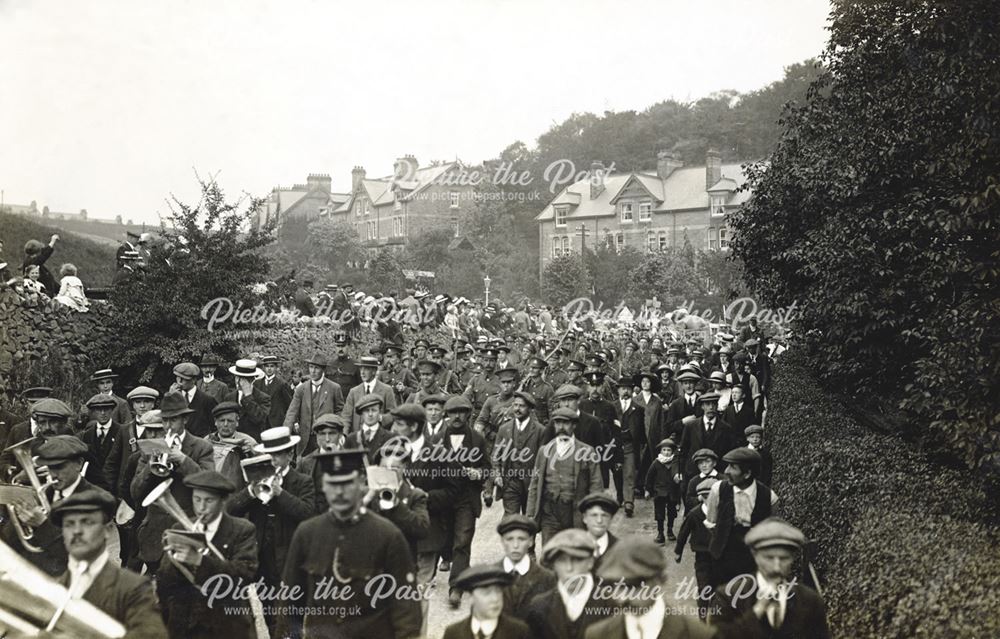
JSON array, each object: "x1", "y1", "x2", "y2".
[
  {"x1": 150, "y1": 451, "x2": 174, "y2": 477},
  {"x1": 141, "y1": 478, "x2": 224, "y2": 560},
  {"x1": 1, "y1": 437, "x2": 57, "y2": 553},
  {"x1": 0, "y1": 539, "x2": 126, "y2": 638},
  {"x1": 253, "y1": 472, "x2": 283, "y2": 505}
]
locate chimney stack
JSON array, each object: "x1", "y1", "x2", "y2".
[
  {"x1": 706, "y1": 148, "x2": 722, "y2": 190},
  {"x1": 306, "y1": 173, "x2": 332, "y2": 193},
  {"x1": 351, "y1": 166, "x2": 366, "y2": 192},
  {"x1": 656, "y1": 151, "x2": 683, "y2": 180},
  {"x1": 590, "y1": 161, "x2": 606, "y2": 199}
]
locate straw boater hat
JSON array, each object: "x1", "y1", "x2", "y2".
[
  {"x1": 229, "y1": 359, "x2": 265, "y2": 379},
  {"x1": 253, "y1": 426, "x2": 301, "y2": 454}
]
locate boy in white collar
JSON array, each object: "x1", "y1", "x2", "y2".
[{"x1": 444, "y1": 564, "x2": 531, "y2": 639}]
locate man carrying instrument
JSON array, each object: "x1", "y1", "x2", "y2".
[
  {"x1": 50, "y1": 487, "x2": 168, "y2": 638},
  {"x1": 157, "y1": 470, "x2": 258, "y2": 639}
]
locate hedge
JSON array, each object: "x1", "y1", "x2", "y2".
[{"x1": 769, "y1": 349, "x2": 1000, "y2": 638}]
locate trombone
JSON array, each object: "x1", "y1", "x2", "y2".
[
  {"x1": 141, "y1": 478, "x2": 224, "y2": 560},
  {"x1": 1, "y1": 437, "x2": 56, "y2": 553}
]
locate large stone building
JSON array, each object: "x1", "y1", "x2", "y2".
[
  {"x1": 255, "y1": 174, "x2": 351, "y2": 229},
  {"x1": 534, "y1": 149, "x2": 750, "y2": 278}
]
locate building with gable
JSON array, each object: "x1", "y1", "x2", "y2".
[{"x1": 255, "y1": 173, "x2": 351, "y2": 229}]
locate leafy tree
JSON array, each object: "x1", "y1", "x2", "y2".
[
  {"x1": 582, "y1": 245, "x2": 644, "y2": 308},
  {"x1": 368, "y1": 250, "x2": 405, "y2": 294},
  {"x1": 626, "y1": 249, "x2": 705, "y2": 310},
  {"x1": 106, "y1": 179, "x2": 275, "y2": 381},
  {"x1": 731, "y1": 0, "x2": 1000, "y2": 470},
  {"x1": 541, "y1": 254, "x2": 591, "y2": 309}
]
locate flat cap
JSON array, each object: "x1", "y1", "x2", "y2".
[
  {"x1": 31, "y1": 398, "x2": 73, "y2": 419},
  {"x1": 512, "y1": 391, "x2": 536, "y2": 408},
  {"x1": 552, "y1": 384, "x2": 583, "y2": 400},
  {"x1": 172, "y1": 362, "x2": 201, "y2": 379},
  {"x1": 355, "y1": 393, "x2": 384, "y2": 414},
  {"x1": 596, "y1": 536, "x2": 667, "y2": 583},
  {"x1": 36, "y1": 435, "x2": 89, "y2": 464},
  {"x1": 692, "y1": 448, "x2": 719, "y2": 462},
  {"x1": 722, "y1": 447, "x2": 762, "y2": 468},
  {"x1": 744, "y1": 424, "x2": 764, "y2": 436},
  {"x1": 697, "y1": 391, "x2": 721, "y2": 405},
  {"x1": 578, "y1": 492, "x2": 619, "y2": 515},
  {"x1": 444, "y1": 395, "x2": 473, "y2": 413},
  {"x1": 390, "y1": 403, "x2": 426, "y2": 423},
  {"x1": 744, "y1": 337, "x2": 760, "y2": 348},
  {"x1": 49, "y1": 487, "x2": 117, "y2": 526},
  {"x1": 312, "y1": 414, "x2": 347, "y2": 433},
  {"x1": 127, "y1": 386, "x2": 159, "y2": 401},
  {"x1": 697, "y1": 478, "x2": 720, "y2": 495},
  {"x1": 420, "y1": 393, "x2": 448, "y2": 407},
  {"x1": 497, "y1": 514, "x2": 538, "y2": 536},
  {"x1": 744, "y1": 517, "x2": 807, "y2": 551},
  {"x1": 550, "y1": 407, "x2": 578, "y2": 422},
  {"x1": 212, "y1": 401, "x2": 241, "y2": 418},
  {"x1": 138, "y1": 410, "x2": 164, "y2": 429},
  {"x1": 655, "y1": 438, "x2": 677, "y2": 450},
  {"x1": 496, "y1": 367, "x2": 519, "y2": 382},
  {"x1": 22, "y1": 387, "x2": 52, "y2": 401},
  {"x1": 85, "y1": 394, "x2": 117, "y2": 409},
  {"x1": 183, "y1": 470, "x2": 237, "y2": 495},
  {"x1": 542, "y1": 528, "x2": 596, "y2": 565},
  {"x1": 453, "y1": 565, "x2": 515, "y2": 592}
]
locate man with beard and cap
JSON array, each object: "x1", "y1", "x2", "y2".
[
  {"x1": 51, "y1": 488, "x2": 168, "y2": 637},
  {"x1": 282, "y1": 352, "x2": 344, "y2": 457},
  {"x1": 255, "y1": 355, "x2": 294, "y2": 429},
  {"x1": 281, "y1": 449, "x2": 422, "y2": 639},
  {"x1": 346, "y1": 394, "x2": 394, "y2": 464},
  {"x1": 157, "y1": 470, "x2": 258, "y2": 639},
  {"x1": 611, "y1": 376, "x2": 644, "y2": 516},
  {"x1": 586, "y1": 537, "x2": 714, "y2": 639},
  {"x1": 441, "y1": 395, "x2": 491, "y2": 610},
  {"x1": 527, "y1": 408, "x2": 604, "y2": 545},
  {"x1": 493, "y1": 391, "x2": 546, "y2": 516},
  {"x1": 1, "y1": 397, "x2": 75, "y2": 477},
  {"x1": 580, "y1": 370, "x2": 616, "y2": 490},
  {"x1": 379, "y1": 343, "x2": 419, "y2": 404},
  {"x1": 446, "y1": 564, "x2": 532, "y2": 639},
  {"x1": 541, "y1": 385, "x2": 607, "y2": 453},
  {"x1": 578, "y1": 492, "x2": 619, "y2": 567},
  {"x1": 221, "y1": 359, "x2": 272, "y2": 443},
  {"x1": 170, "y1": 362, "x2": 217, "y2": 437},
  {"x1": 196, "y1": 355, "x2": 230, "y2": 404},
  {"x1": 406, "y1": 359, "x2": 445, "y2": 405},
  {"x1": 343, "y1": 355, "x2": 397, "y2": 433},
  {"x1": 523, "y1": 528, "x2": 610, "y2": 639},
  {"x1": 705, "y1": 447, "x2": 778, "y2": 587},
  {"x1": 1, "y1": 434, "x2": 96, "y2": 575},
  {"x1": 519, "y1": 356, "x2": 554, "y2": 424},
  {"x1": 679, "y1": 392, "x2": 740, "y2": 481},
  {"x1": 329, "y1": 332, "x2": 362, "y2": 391},
  {"x1": 204, "y1": 401, "x2": 258, "y2": 487},
  {"x1": 493, "y1": 514, "x2": 555, "y2": 620},
  {"x1": 77, "y1": 368, "x2": 131, "y2": 430},
  {"x1": 711, "y1": 517, "x2": 830, "y2": 638}
]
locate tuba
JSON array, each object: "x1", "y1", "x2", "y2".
[{"x1": 1, "y1": 437, "x2": 57, "y2": 553}]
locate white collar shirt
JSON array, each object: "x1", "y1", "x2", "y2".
[{"x1": 624, "y1": 597, "x2": 666, "y2": 639}]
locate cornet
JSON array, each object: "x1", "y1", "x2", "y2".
[
  {"x1": 150, "y1": 452, "x2": 174, "y2": 477},
  {"x1": 252, "y1": 473, "x2": 283, "y2": 505}
]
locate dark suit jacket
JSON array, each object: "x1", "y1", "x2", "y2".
[
  {"x1": 680, "y1": 417, "x2": 740, "y2": 477},
  {"x1": 254, "y1": 374, "x2": 294, "y2": 429},
  {"x1": 664, "y1": 395, "x2": 699, "y2": 443},
  {"x1": 157, "y1": 513, "x2": 259, "y2": 639},
  {"x1": 495, "y1": 558, "x2": 557, "y2": 620},
  {"x1": 407, "y1": 440, "x2": 461, "y2": 553},
  {"x1": 367, "y1": 480, "x2": 430, "y2": 561},
  {"x1": 282, "y1": 378, "x2": 344, "y2": 456},
  {"x1": 712, "y1": 578, "x2": 830, "y2": 639},
  {"x1": 346, "y1": 425, "x2": 396, "y2": 465},
  {"x1": 80, "y1": 419, "x2": 121, "y2": 491},
  {"x1": 584, "y1": 610, "x2": 716, "y2": 639},
  {"x1": 58, "y1": 560, "x2": 168, "y2": 638},
  {"x1": 525, "y1": 438, "x2": 603, "y2": 529},
  {"x1": 723, "y1": 400, "x2": 756, "y2": 435},
  {"x1": 541, "y1": 410, "x2": 607, "y2": 453},
  {"x1": 103, "y1": 419, "x2": 145, "y2": 498},
  {"x1": 226, "y1": 466, "x2": 316, "y2": 581},
  {"x1": 184, "y1": 388, "x2": 218, "y2": 438},
  {"x1": 440, "y1": 425, "x2": 490, "y2": 518},
  {"x1": 221, "y1": 386, "x2": 272, "y2": 442},
  {"x1": 634, "y1": 392, "x2": 664, "y2": 452},
  {"x1": 443, "y1": 613, "x2": 531, "y2": 639},
  {"x1": 0, "y1": 420, "x2": 32, "y2": 476},
  {"x1": 524, "y1": 584, "x2": 611, "y2": 639},
  {"x1": 613, "y1": 401, "x2": 645, "y2": 460}
]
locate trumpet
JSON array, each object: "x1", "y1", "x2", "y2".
[
  {"x1": 141, "y1": 478, "x2": 224, "y2": 560},
  {"x1": 1, "y1": 437, "x2": 57, "y2": 553},
  {"x1": 252, "y1": 472, "x2": 283, "y2": 504}
]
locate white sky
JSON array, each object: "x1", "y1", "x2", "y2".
[{"x1": 0, "y1": 0, "x2": 831, "y2": 223}]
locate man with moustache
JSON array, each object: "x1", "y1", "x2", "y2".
[
  {"x1": 1, "y1": 397, "x2": 75, "y2": 477},
  {"x1": 204, "y1": 401, "x2": 259, "y2": 487},
  {"x1": 328, "y1": 332, "x2": 362, "y2": 391},
  {"x1": 541, "y1": 385, "x2": 606, "y2": 452},
  {"x1": 346, "y1": 394, "x2": 395, "y2": 464},
  {"x1": 296, "y1": 414, "x2": 349, "y2": 512},
  {"x1": 50, "y1": 488, "x2": 168, "y2": 638},
  {"x1": 493, "y1": 391, "x2": 546, "y2": 516},
  {"x1": 464, "y1": 348, "x2": 501, "y2": 416},
  {"x1": 680, "y1": 392, "x2": 740, "y2": 481},
  {"x1": 255, "y1": 355, "x2": 294, "y2": 429},
  {"x1": 282, "y1": 352, "x2": 344, "y2": 456},
  {"x1": 580, "y1": 370, "x2": 616, "y2": 489},
  {"x1": 196, "y1": 356, "x2": 230, "y2": 404},
  {"x1": 281, "y1": 449, "x2": 422, "y2": 639}
]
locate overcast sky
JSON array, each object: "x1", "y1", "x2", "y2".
[{"x1": 0, "y1": 0, "x2": 831, "y2": 223}]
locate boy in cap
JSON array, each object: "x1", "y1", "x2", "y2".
[
  {"x1": 50, "y1": 488, "x2": 168, "y2": 637},
  {"x1": 281, "y1": 449, "x2": 422, "y2": 639},
  {"x1": 494, "y1": 514, "x2": 555, "y2": 620},
  {"x1": 644, "y1": 438, "x2": 684, "y2": 544},
  {"x1": 281, "y1": 352, "x2": 345, "y2": 456},
  {"x1": 157, "y1": 470, "x2": 259, "y2": 639},
  {"x1": 255, "y1": 355, "x2": 294, "y2": 429},
  {"x1": 684, "y1": 448, "x2": 721, "y2": 511},
  {"x1": 171, "y1": 362, "x2": 218, "y2": 437},
  {"x1": 578, "y1": 492, "x2": 619, "y2": 564},
  {"x1": 342, "y1": 355, "x2": 397, "y2": 432},
  {"x1": 588, "y1": 537, "x2": 714, "y2": 639},
  {"x1": 80, "y1": 393, "x2": 122, "y2": 490},
  {"x1": 744, "y1": 424, "x2": 773, "y2": 486},
  {"x1": 347, "y1": 393, "x2": 394, "y2": 464},
  {"x1": 523, "y1": 528, "x2": 609, "y2": 639},
  {"x1": 723, "y1": 383, "x2": 756, "y2": 434},
  {"x1": 711, "y1": 517, "x2": 830, "y2": 638},
  {"x1": 676, "y1": 477, "x2": 720, "y2": 619},
  {"x1": 445, "y1": 565, "x2": 532, "y2": 639}
]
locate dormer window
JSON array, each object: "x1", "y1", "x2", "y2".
[
  {"x1": 555, "y1": 206, "x2": 568, "y2": 227},
  {"x1": 711, "y1": 195, "x2": 726, "y2": 217},
  {"x1": 620, "y1": 202, "x2": 634, "y2": 223},
  {"x1": 639, "y1": 201, "x2": 652, "y2": 221}
]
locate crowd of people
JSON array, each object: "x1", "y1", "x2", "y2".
[
  {"x1": 0, "y1": 281, "x2": 825, "y2": 639},
  {"x1": 1, "y1": 234, "x2": 91, "y2": 311}
]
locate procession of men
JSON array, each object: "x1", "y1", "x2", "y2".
[{"x1": 0, "y1": 298, "x2": 825, "y2": 639}]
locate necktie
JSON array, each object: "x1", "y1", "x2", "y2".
[
  {"x1": 475, "y1": 630, "x2": 486, "y2": 639},
  {"x1": 767, "y1": 599, "x2": 783, "y2": 628},
  {"x1": 54, "y1": 489, "x2": 64, "y2": 502},
  {"x1": 688, "y1": 395, "x2": 694, "y2": 408},
  {"x1": 97, "y1": 427, "x2": 106, "y2": 442}
]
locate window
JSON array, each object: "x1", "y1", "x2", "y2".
[
  {"x1": 367, "y1": 221, "x2": 377, "y2": 240},
  {"x1": 364, "y1": 198, "x2": 371, "y2": 216},
  {"x1": 639, "y1": 201, "x2": 652, "y2": 221},
  {"x1": 393, "y1": 217, "x2": 404, "y2": 236},
  {"x1": 647, "y1": 232, "x2": 657, "y2": 253},
  {"x1": 711, "y1": 196, "x2": 725, "y2": 217},
  {"x1": 719, "y1": 228, "x2": 730, "y2": 250},
  {"x1": 620, "y1": 202, "x2": 634, "y2": 223},
  {"x1": 615, "y1": 232, "x2": 624, "y2": 252},
  {"x1": 552, "y1": 236, "x2": 571, "y2": 258},
  {"x1": 658, "y1": 232, "x2": 668, "y2": 251},
  {"x1": 450, "y1": 192, "x2": 460, "y2": 208},
  {"x1": 355, "y1": 200, "x2": 362, "y2": 217},
  {"x1": 555, "y1": 206, "x2": 568, "y2": 227},
  {"x1": 708, "y1": 227, "x2": 718, "y2": 250}
]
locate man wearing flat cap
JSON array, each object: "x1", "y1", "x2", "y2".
[
  {"x1": 204, "y1": 401, "x2": 258, "y2": 486},
  {"x1": 578, "y1": 492, "x2": 619, "y2": 567},
  {"x1": 711, "y1": 518, "x2": 830, "y2": 638},
  {"x1": 705, "y1": 447, "x2": 778, "y2": 587},
  {"x1": 169, "y1": 362, "x2": 218, "y2": 437},
  {"x1": 586, "y1": 536, "x2": 714, "y2": 639},
  {"x1": 0, "y1": 386, "x2": 51, "y2": 468},
  {"x1": 220, "y1": 359, "x2": 272, "y2": 443},
  {"x1": 493, "y1": 390, "x2": 546, "y2": 517},
  {"x1": 1, "y1": 434, "x2": 96, "y2": 575},
  {"x1": 342, "y1": 355, "x2": 397, "y2": 433},
  {"x1": 282, "y1": 352, "x2": 345, "y2": 456},
  {"x1": 80, "y1": 393, "x2": 122, "y2": 490},
  {"x1": 493, "y1": 514, "x2": 556, "y2": 620},
  {"x1": 527, "y1": 407, "x2": 604, "y2": 545},
  {"x1": 0, "y1": 397, "x2": 75, "y2": 476},
  {"x1": 541, "y1": 384, "x2": 607, "y2": 453},
  {"x1": 523, "y1": 528, "x2": 610, "y2": 639},
  {"x1": 51, "y1": 488, "x2": 168, "y2": 637},
  {"x1": 445, "y1": 565, "x2": 532, "y2": 639},
  {"x1": 102, "y1": 386, "x2": 159, "y2": 503},
  {"x1": 680, "y1": 392, "x2": 740, "y2": 480},
  {"x1": 346, "y1": 393, "x2": 395, "y2": 464},
  {"x1": 297, "y1": 413, "x2": 349, "y2": 512},
  {"x1": 157, "y1": 470, "x2": 259, "y2": 639},
  {"x1": 281, "y1": 449, "x2": 422, "y2": 639}
]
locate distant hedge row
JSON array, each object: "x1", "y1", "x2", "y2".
[{"x1": 768, "y1": 350, "x2": 1000, "y2": 638}]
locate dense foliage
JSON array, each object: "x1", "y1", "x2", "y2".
[
  {"x1": 767, "y1": 350, "x2": 998, "y2": 638},
  {"x1": 731, "y1": 0, "x2": 1000, "y2": 470}
]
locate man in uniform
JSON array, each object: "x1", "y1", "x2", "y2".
[
  {"x1": 580, "y1": 370, "x2": 616, "y2": 489},
  {"x1": 519, "y1": 356, "x2": 554, "y2": 424},
  {"x1": 282, "y1": 352, "x2": 344, "y2": 457},
  {"x1": 256, "y1": 355, "x2": 294, "y2": 429},
  {"x1": 329, "y1": 332, "x2": 362, "y2": 391},
  {"x1": 405, "y1": 359, "x2": 445, "y2": 405},
  {"x1": 50, "y1": 488, "x2": 168, "y2": 637},
  {"x1": 196, "y1": 355, "x2": 230, "y2": 404},
  {"x1": 379, "y1": 343, "x2": 419, "y2": 404},
  {"x1": 545, "y1": 347, "x2": 569, "y2": 389},
  {"x1": 464, "y1": 347, "x2": 501, "y2": 416},
  {"x1": 492, "y1": 391, "x2": 545, "y2": 517},
  {"x1": 430, "y1": 345, "x2": 464, "y2": 394},
  {"x1": 171, "y1": 362, "x2": 218, "y2": 437},
  {"x1": 281, "y1": 449, "x2": 422, "y2": 639},
  {"x1": 342, "y1": 355, "x2": 397, "y2": 433},
  {"x1": 475, "y1": 366, "x2": 519, "y2": 460}
]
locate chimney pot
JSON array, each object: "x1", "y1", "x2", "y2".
[
  {"x1": 590, "y1": 161, "x2": 606, "y2": 200},
  {"x1": 656, "y1": 151, "x2": 684, "y2": 180}
]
